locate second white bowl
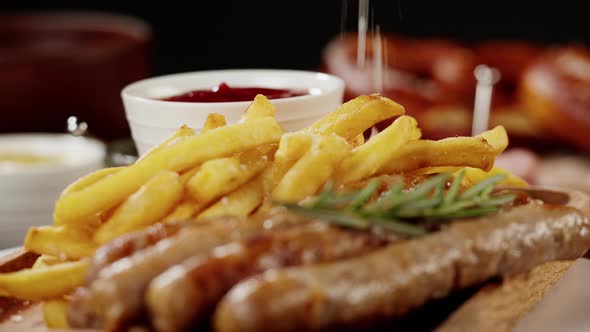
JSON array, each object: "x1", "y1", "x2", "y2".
[
  {"x1": 121, "y1": 69, "x2": 345, "y2": 155},
  {"x1": 0, "y1": 134, "x2": 105, "y2": 248}
]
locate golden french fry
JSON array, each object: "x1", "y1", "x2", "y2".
[
  {"x1": 335, "y1": 115, "x2": 421, "y2": 184},
  {"x1": 188, "y1": 158, "x2": 240, "y2": 196},
  {"x1": 408, "y1": 166, "x2": 462, "y2": 176},
  {"x1": 55, "y1": 117, "x2": 283, "y2": 223},
  {"x1": 32, "y1": 255, "x2": 63, "y2": 270},
  {"x1": 198, "y1": 176, "x2": 264, "y2": 219},
  {"x1": 461, "y1": 166, "x2": 528, "y2": 188},
  {"x1": 179, "y1": 165, "x2": 201, "y2": 185},
  {"x1": 273, "y1": 135, "x2": 351, "y2": 203},
  {"x1": 176, "y1": 122, "x2": 207, "y2": 183},
  {"x1": 408, "y1": 165, "x2": 527, "y2": 187},
  {"x1": 43, "y1": 299, "x2": 69, "y2": 329},
  {"x1": 274, "y1": 133, "x2": 313, "y2": 169},
  {"x1": 54, "y1": 213, "x2": 103, "y2": 230},
  {"x1": 94, "y1": 171, "x2": 183, "y2": 244},
  {"x1": 202, "y1": 113, "x2": 227, "y2": 133},
  {"x1": 262, "y1": 132, "x2": 314, "y2": 192},
  {"x1": 378, "y1": 135, "x2": 497, "y2": 175},
  {"x1": 59, "y1": 167, "x2": 124, "y2": 198},
  {"x1": 140, "y1": 125, "x2": 196, "y2": 160},
  {"x1": 304, "y1": 94, "x2": 405, "y2": 140},
  {"x1": 0, "y1": 260, "x2": 88, "y2": 301},
  {"x1": 242, "y1": 94, "x2": 276, "y2": 120},
  {"x1": 55, "y1": 167, "x2": 113, "y2": 227},
  {"x1": 477, "y1": 125, "x2": 509, "y2": 155},
  {"x1": 179, "y1": 112, "x2": 230, "y2": 188},
  {"x1": 187, "y1": 145, "x2": 273, "y2": 203},
  {"x1": 163, "y1": 201, "x2": 205, "y2": 222},
  {"x1": 258, "y1": 133, "x2": 315, "y2": 210},
  {"x1": 25, "y1": 226, "x2": 97, "y2": 259},
  {"x1": 348, "y1": 134, "x2": 365, "y2": 148}
]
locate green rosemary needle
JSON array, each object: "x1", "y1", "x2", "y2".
[{"x1": 279, "y1": 170, "x2": 517, "y2": 237}]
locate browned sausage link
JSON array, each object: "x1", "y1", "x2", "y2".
[
  {"x1": 87, "y1": 220, "x2": 188, "y2": 282},
  {"x1": 67, "y1": 209, "x2": 307, "y2": 331},
  {"x1": 146, "y1": 222, "x2": 394, "y2": 332},
  {"x1": 214, "y1": 204, "x2": 590, "y2": 332}
]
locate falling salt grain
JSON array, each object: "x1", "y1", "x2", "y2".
[{"x1": 263, "y1": 219, "x2": 274, "y2": 229}]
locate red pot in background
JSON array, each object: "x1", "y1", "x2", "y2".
[{"x1": 0, "y1": 12, "x2": 151, "y2": 141}]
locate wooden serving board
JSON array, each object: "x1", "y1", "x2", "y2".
[{"x1": 0, "y1": 187, "x2": 588, "y2": 332}]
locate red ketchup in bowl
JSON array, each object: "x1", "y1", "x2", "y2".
[{"x1": 162, "y1": 82, "x2": 308, "y2": 102}]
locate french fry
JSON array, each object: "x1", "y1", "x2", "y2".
[
  {"x1": 242, "y1": 94, "x2": 276, "y2": 120},
  {"x1": 202, "y1": 113, "x2": 227, "y2": 133},
  {"x1": 32, "y1": 255, "x2": 63, "y2": 269},
  {"x1": 59, "y1": 166, "x2": 124, "y2": 198},
  {"x1": 140, "y1": 125, "x2": 196, "y2": 160},
  {"x1": 179, "y1": 165, "x2": 201, "y2": 185},
  {"x1": 54, "y1": 117, "x2": 283, "y2": 223},
  {"x1": 94, "y1": 171, "x2": 183, "y2": 244},
  {"x1": 304, "y1": 94, "x2": 405, "y2": 140},
  {"x1": 54, "y1": 213, "x2": 103, "y2": 231},
  {"x1": 408, "y1": 166, "x2": 462, "y2": 176},
  {"x1": 163, "y1": 201, "x2": 205, "y2": 222},
  {"x1": 0, "y1": 260, "x2": 88, "y2": 301},
  {"x1": 477, "y1": 125, "x2": 509, "y2": 155},
  {"x1": 55, "y1": 167, "x2": 116, "y2": 227},
  {"x1": 187, "y1": 145, "x2": 273, "y2": 203},
  {"x1": 461, "y1": 166, "x2": 528, "y2": 188},
  {"x1": 273, "y1": 135, "x2": 351, "y2": 203},
  {"x1": 263, "y1": 132, "x2": 313, "y2": 190},
  {"x1": 335, "y1": 115, "x2": 421, "y2": 184},
  {"x1": 179, "y1": 114, "x2": 227, "y2": 185},
  {"x1": 377, "y1": 135, "x2": 497, "y2": 175},
  {"x1": 43, "y1": 299, "x2": 69, "y2": 329},
  {"x1": 348, "y1": 134, "x2": 365, "y2": 148},
  {"x1": 198, "y1": 176, "x2": 264, "y2": 219},
  {"x1": 408, "y1": 166, "x2": 528, "y2": 188},
  {"x1": 25, "y1": 226, "x2": 97, "y2": 259},
  {"x1": 274, "y1": 133, "x2": 313, "y2": 170},
  {"x1": 188, "y1": 157, "x2": 241, "y2": 199},
  {"x1": 178, "y1": 114, "x2": 227, "y2": 185},
  {"x1": 258, "y1": 133, "x2": 314, "y2": 210},
  {"x1": 56, "y1": 167, "x2": 122, "y2": 231}
]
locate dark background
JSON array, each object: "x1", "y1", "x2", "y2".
[{"x1": 2, "y1": 0, "x2": 590, "y2": 76}]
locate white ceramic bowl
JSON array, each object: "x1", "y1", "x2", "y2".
[
  {"x1": 0, "y1": 134, "x2": 105, "y2": 248},
  {"x1": 122, "y1": 69, "x2": 345, "y2": 155}
]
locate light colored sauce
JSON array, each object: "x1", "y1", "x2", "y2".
[{"x1": 0, "y1": 153, "x2": 62, "y2": 165}]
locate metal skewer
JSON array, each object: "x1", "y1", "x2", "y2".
[{"x1": 471, "y1": 64, "x2": 500, "y2": 136}]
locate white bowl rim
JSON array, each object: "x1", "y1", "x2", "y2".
[
  {"x1": 121, "y1": 68, "x2": 345, "y2": 106},
  {"x1": 0, "y1": 133, "x2": 105, "y2": 176}
]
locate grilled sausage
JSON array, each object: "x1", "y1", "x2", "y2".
[
  {"x1": 87, "y1": 221, "x2": 188, "y2": 282},
  {"x1": 67, "y1": 208, "x2": 304, "y2": 331},
  {"x1": 214, "y1": 204, "x2": 590, "y2": 332},
  {"x1": 146, "y1": 222, "x2": 394, "y2": 332}
]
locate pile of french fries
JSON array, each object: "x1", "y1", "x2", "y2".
[{"x1": 0, "y1": 94, "x2": 525, "y2": 328}]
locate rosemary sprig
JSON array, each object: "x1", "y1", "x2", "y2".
[{"x1": 279, "y1": 170, "x2": 516, "y2": 237}]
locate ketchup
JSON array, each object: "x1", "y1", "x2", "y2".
[{"x1": 162, "y1": 82, "x2": 307, "y2": 102}]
